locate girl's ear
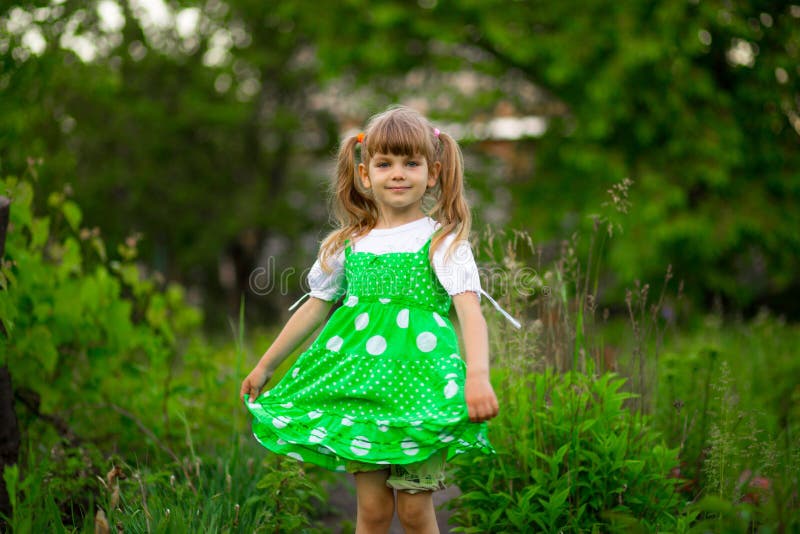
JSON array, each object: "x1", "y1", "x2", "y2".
[
  {"x1": 358, "y1": 162, "x2": 371, "y2": 189},
  {"x1": 428, "y1": 160, "x2": 441, "y2": 188}
]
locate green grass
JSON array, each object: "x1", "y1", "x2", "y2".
[{"x1": 4, "y1": 437, "x2": 335, "y2": 533}]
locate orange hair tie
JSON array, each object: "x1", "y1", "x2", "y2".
[{"x1": 356, "y1": 132, "x2": 365, "y2": 144}]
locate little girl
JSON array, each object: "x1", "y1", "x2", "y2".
[{"x1": 241, "y1": 105, "x2": 520, "y2": 533}]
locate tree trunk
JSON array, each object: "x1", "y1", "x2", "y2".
[{"x1": 0, "y1": 195, "x2": 20, "y2": 524}]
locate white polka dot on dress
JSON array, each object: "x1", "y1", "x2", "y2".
[
  {"x1": 416, "y1": 331, "x2": 437, "y2": 352},
  {"x1": 366, "y1": 335, "x2": 387, "y2": 355},
  {"x1": 401, "y1": 437, "x2": 420, "y2": 456},
  {"x1": 309, "y1": 427, "x2": 327, "y2": 443},
  {"x1": 272, "y1": 415, "x2": 291, "y2": 428},
  {"x1": 396, "y1": 309, "x2": 410, "y2": 328},
  {"x1": 350, "y1": 436, "x2": 372, "y2": 456},
  {"x1": 355, "y1": 312, "x2": 369, "y2": 330},
  {"x1": 326, "y1": 336, "x2": 344, "y2": 352}
]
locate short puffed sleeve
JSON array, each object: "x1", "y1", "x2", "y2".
[
  {"x1": 307, "y1": 249, "x2": 346, "y2": 301},
  {"x1": 432, "y1": 233, "x2": 482, "y2": 300}
]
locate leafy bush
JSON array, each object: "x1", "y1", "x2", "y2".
[
  {"x1": 448, "y1": 369, "x2": 682, "y2": 532},
  {"x1": 0, "y1": 172, "x2": 204, "y2": 450},
  {"x1": 1, "y1": 172, "x2": 335, "y2": 531},
  {"x1": 447, "y1": 208, "x2": 681, "y2": 532}
]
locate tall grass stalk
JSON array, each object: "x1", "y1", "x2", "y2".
[{"x1": 229, "y1": 295, "x2": 247, "y2": 461}]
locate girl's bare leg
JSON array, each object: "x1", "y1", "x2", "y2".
[
  {"x1": 396, "y1": 491, "x2": 439, "y2": 534},
  {"x1": 354, "y1": 470, "x2": 394, "y2": 534}
]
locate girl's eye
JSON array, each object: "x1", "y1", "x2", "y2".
[
  {"x1": 376, "y1": 162, "x2": 389, "y2": 168},
  {"x1": 407, "y1": 161, "x2": 419, "y2": 167}
]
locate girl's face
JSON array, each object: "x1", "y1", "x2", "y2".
[{"x1": 359, "y1": 152, "x2": 439, "y2": 218}]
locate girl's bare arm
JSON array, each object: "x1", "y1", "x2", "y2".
[
  {"x1": 452, "y1": 291, "x2": 499, "y2": 422},
  {"x1": 240, "y1": 296, "x2": 333, "y2": 402}
]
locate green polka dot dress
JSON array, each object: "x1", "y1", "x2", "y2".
[{"x1": 245, "y1": 236, "x2": 494, "y2": 471}]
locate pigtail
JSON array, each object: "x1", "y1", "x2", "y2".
[
  {"x1": 428, "y1": 131, "x2": 472, "y2": 264},
  {"x1": 319, "y1": 135, "x2": 378, "y2": 272}
]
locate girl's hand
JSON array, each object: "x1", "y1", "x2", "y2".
[
  {"x1": 240, "y1": 365, "x2": 272, "y2": 404},
  {"x1": 464, "y1": 375, "x2": 499, "y2": 422}
]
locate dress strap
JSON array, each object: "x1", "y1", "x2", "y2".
[
  {"x1": 479, "y1": 288, "x2": 522, "y2": 329},
  {"x1": 288, "y1": 292, "x2": 310, "y2": 311},
  {"x1": 417, "y1": 236, "x2": 433, "y2": 254}
]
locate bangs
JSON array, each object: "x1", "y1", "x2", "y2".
[{"x1": 363, "y1": 108, "x2": 435, "y2": 160}]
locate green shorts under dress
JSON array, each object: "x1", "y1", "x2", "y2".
[
  {"x1": 345, "y1": 448, "x2": 447, "y2": 494},
  {"x1": 245, "y1": 236, "x2": 495, "y2": 485}
]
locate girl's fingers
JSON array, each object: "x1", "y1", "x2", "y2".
[
  {"x1": 469, "y1": 400, "x2": 498, "y2": 422},
  {"x1": 467, "y1": 388, "x2": 500, "y2": 421},
  {"x1": 240, "y1": 379, "x2": 258, "y2": 403},
  {"x1": 468, "y1": 402, "x2": 489, "y2": 422}
]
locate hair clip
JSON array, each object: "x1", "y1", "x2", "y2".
[
  {"x1": 433, "y1": 128, "x2": 440, "y2": 138},
  {"x1": 356, "y1": 132, "x2": 365, "y2": 144}
]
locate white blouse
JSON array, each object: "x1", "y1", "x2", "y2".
[
  {"x1": 300, "y1": 217, "x2": 521, "y2": 328},
  {"x1": 306, "y1": 216, "x2": 481, "y2": 301}
]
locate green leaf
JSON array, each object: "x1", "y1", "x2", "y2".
[
  {"x1": 61, "y1": 201, "x2": 82, "y2": 232},
  {"x1": 553, "y1": 442, "x2": 570, "y2": 464},
  {"x1": 624, "y1": 459, "x2": 645, "y2": 478},
  {"x1": 549, "y1": 486, "x2": 570, "y2": 509},
  {"x1": 0, "y1": 294, "x2": 17, "y2": 341},
  {"x1": 8, "y1": 181, "x2": 33, "y2": 231},
  {"x1": 579, "y1": 418, "x2": 597, "y2": 433},
  {"x1": 90, "y1": 236, "x2": 107, "y2": 262},
  {"x1": 690, "y1": 495, "x2": 735, "y2": 515},
  {"x1": 56, "y1": 238, "x2": 82, "y2": 278},
  {"x1": 30, "y1": 216, "x2": 50, "y2": 250}
]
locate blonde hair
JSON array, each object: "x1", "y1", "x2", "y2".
[{"x1": 318, "y1": 105, "x2": 472, "y2": 271}]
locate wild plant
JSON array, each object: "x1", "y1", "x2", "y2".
[
  {"x1": 448, "y1": 179, "x2": 684, "y2": 531},
  {"x1": 654, "y1": 312, "x2": 800, "y2": 531},
  {"x1": 92, "y1": 446, "x2": 329, "y2": 534},
  {"x1": 1, "y1": 172, "x2": 332, "y2": 532}
]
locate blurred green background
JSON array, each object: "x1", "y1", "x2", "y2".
[
  {"x1": 2, "y1": 1, "x2": 800, "y2": 531},
  {"x1": 3, "y1": 0, "x2": 798, "y2": 327}
]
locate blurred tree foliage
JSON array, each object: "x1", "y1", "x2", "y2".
[
  {"x1": 313, "y1": 0, "x2": 800, "y2": 312},
  {"x1": 1, "y1": 0, "x2": 798, "y2": 324},
  {"x1": 1, "y1": 0, "x2": 344, "y2": 326}
]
